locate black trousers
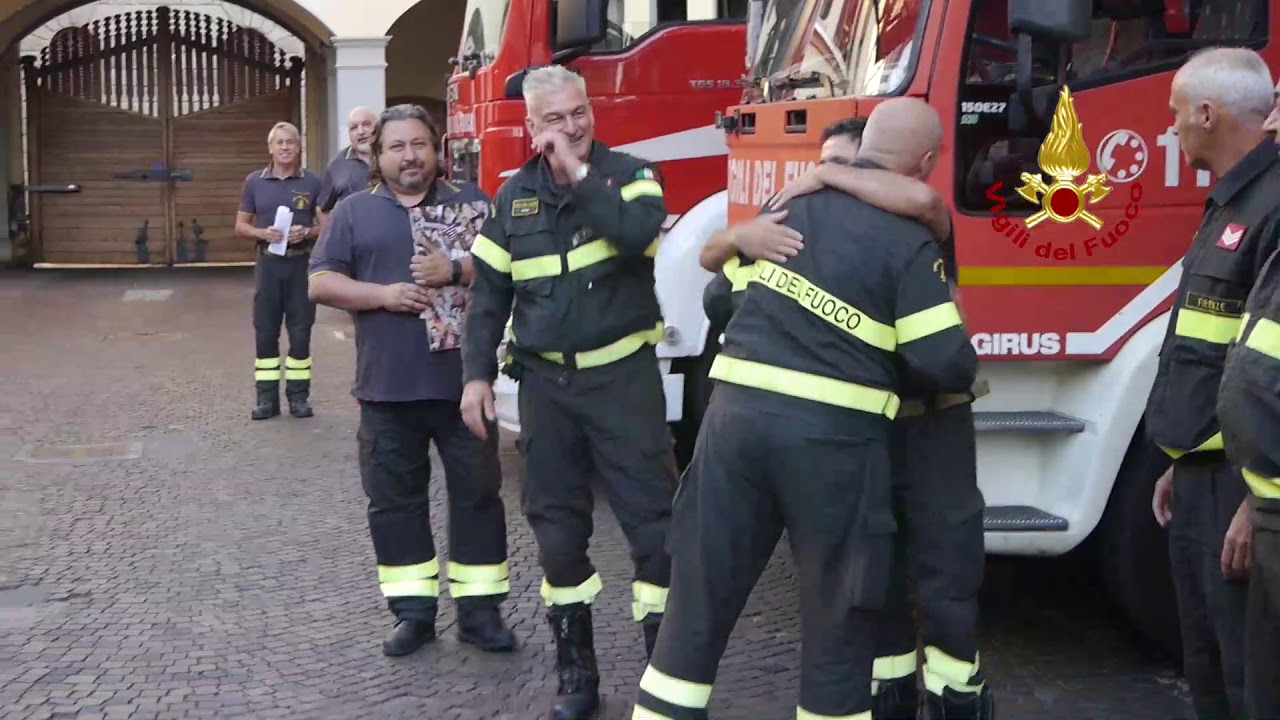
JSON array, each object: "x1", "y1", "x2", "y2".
[
  {"x1": 1246, "y1": 496, "x2": 1280, "y2": 720},
  {"x1": 637, "y1": 383, "x2": 895, "y2": 719},
  {"x1": 358, "y1": 399, "x2": 508, "y2": 622},
  {"x1": 252, "y1": 253, "x2": 315, "y2": 395},
  {"x1": 874, "y1": 403, "x2": 987, "y2": 704},
  {"x1": 515, "y1": 347, "x2": 675, "y2": 618},
  {"x1": 1169, "y1": 453, "x2": 1248, "y2": 719}
]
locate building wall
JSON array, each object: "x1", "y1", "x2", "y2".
[{"x1": 384, "y1": 0, "x2": 464, "y2": 130}]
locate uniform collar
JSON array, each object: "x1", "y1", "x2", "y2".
[
  {"x1": 260, "y1": 164, "x2": 305, "y2": 180},
  {"x1": 368, "y1": 177, "x2": 459, "y2": 206},
  {"x1": 1208, "y1": 139, "x2": 1279, "y2": 207},
  {"x1": 344, "y1": 145, "x2": 370, "y2": 165}
]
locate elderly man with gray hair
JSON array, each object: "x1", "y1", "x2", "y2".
[
  {"x1": 461, "y1": 64, "x2": 675, "y2": 720},
  {"x1": 1144, "y1": 46, "x2": 1280, "y2": 719}
]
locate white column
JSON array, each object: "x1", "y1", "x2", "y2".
[
  {"x1": 330, "y1": 36, "x2": 389, "y2": 157},
  {"x1": 687, "y1": 0, "x2": 718, "y2": 20}
]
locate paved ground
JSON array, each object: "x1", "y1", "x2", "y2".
[{"x1": 0, "y1": 268, "x2": 1194, "y2": 719}]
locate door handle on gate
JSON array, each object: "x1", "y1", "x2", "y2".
[{"x1": 112, "y1": 169, "x2": 193, "y2": 181}]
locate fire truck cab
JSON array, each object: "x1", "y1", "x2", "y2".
[{"x1": 716, "y1": 0, "x2": 1270, "y2": 651}]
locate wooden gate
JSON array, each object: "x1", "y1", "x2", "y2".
[{"x1": 21, "y1": 6, "x2": 303, "y2": 266}]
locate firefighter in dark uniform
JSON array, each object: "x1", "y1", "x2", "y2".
[
  {"x1": 235, "y1": 121, "x2": 323, "y2": 421},
  {"x1": 636, "y1": 98, "x2": 977, "y2": 720},
  {"x1": 308, "y1": 104, "x2": 514, "y2": 658},
  {"x1": 460, "y1": 66, "x2": 676, "y2": 720},
  {"x1": 701, "y1": 118, "x2": 993, "y2": 720},
  {"x1": 1145, "y1": 48, "x2": 1280, "y2": 719}
]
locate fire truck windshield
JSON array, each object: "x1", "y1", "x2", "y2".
[
  {"x1": 751, "y1": 0, "x2": 927, "y2": 99},
  {"x1": 458, "y1": 0, "x2": 512, "y2": 68}
]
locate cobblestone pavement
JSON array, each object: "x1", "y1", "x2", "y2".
[{"x1": 0, "y1": 268, "x2": 1193, "y2": 719}]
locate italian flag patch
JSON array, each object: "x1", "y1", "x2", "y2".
[{"x1": 637, "y1": 168, "x2": 655, "y2": 181}]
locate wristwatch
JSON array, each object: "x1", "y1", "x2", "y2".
[
  {"x1": 572, "y1": 163, "x2": 590, "y2": 183},
  {"x1": 450, "y1": 258, "x2": 462, "y2": 285}
]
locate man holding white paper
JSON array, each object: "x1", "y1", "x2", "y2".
[{"x1": 234, "y1": 121, "x2": 323, "y2": 420}]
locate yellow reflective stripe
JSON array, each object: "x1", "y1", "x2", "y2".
[
  {"x1": 722, "y1": 255, "x2": 753, "y2": 293},
  {"x1": 1175, "y1": 307, "x2": 1241, "y2": 345},
  {"x1": 709, "y1": 354, "x2": 900, "y2": 418},
  {"x1": 1160, "y1": 431, "x2": 1224, "y2": 459},
  {"x1": 896, "y1": 302, "x2": 963, "y2": 344},
  {"x1": 1243, "y1": 467, "x2": 1280, "y2": 500},
  {"x1": 1243, "y1": 317, "x2": 1280, "y2": 360},
  {"x1": 873, "y1": 651, "x2": 918, "y2": 680},
  {"x1": 285, "y1": 356, "x2": 312, "y2": 369},
  {"x1": 1236, "y1": 312, "x2": 1253, "y2": 343},
  {"x1": 632, "y1": 707, "x2": 675, "y2": 720},
  {"x1": 447, "y1": 561, "x2": 511, "y2": 597},
  {"x1": 472, "y1": 233, "x2": 511, "y2": 273},
  {"x1": 631, "y1": 581, "x2": 668, "y2": 621},
  {"x1": 639, "y1": 666, "x2": 712, "y2": 709},
  {"x1": 284, "y1": 369, "x2": 311, "y2": 380},
  {"x1": 540, "y1": 322, "x2": 664, "y2": 369},
  {"x1": 308, "y1": 270, "x2": 336, "y2": 280},
  {"x1": 511, "y1": 254, "x2": 562, "y2": 280},
  {"x1": 377, "y1": 559, "x2": 441, "y2": 598},
  {"x1": 541, "y1": 572, "x2": 604, "y2": 606},
  {"x1": 746, "y1": 260, "x2": 897, "y2": 351},
  {"x1": 254, "y1": 370, "x2": 281, "y2": 381},
  {"x1": 255, "y1": 357, "x2": 281, "y2": 369},
  {"x1": 923, "y1": 646, "x2": 984, "y2": 696},
  {"x1": 796, "y1": 709, "x2": 871, "y2": 720},
  {"x1": 620, "y1": 179, "x2": 664, "y2": 201},
  {"x1": 645, "y1": 237, "x2": 660, "y2": 257}
]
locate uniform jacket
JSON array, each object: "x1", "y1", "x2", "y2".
[{"x1": 463, "y1": 141, "x2": 667, "y2": 383}]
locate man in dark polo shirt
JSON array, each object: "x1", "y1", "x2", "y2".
[
  {"x1": 317, "y1": 106, "x2": 376, "y2": 223},
  {"x1": 234, "y1": 120, "x2": 323, "y2": 421},
  {"x1": 308, "y1": 103, "x2": 514, "y2": 658}
]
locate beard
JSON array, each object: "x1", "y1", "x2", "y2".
[{"x1": 389, "y1": 159, "x2": 434, "y2": 192}]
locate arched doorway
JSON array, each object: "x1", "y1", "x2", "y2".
[{"x1": 16, "y1": 2, "x2": 315, "y2": 266}]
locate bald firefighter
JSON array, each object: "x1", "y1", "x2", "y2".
[
  {"x1": 702, "y1": 116, "x2": 992, "y2": 720},
  {"x1": 635, "y1": 98, "x2": 977, "y2": 720}
]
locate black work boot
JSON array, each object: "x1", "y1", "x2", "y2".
[
  {"x1": 251, "y1": 381, "x2": 279, "y2": 420},
  {"x1": 872, "y1": 676, "x2": 921, "y2": 720},
  {"x1": 924, "y1": 686, "x2": 994, "y2": 720},
  {"x1": 457, "y1": 600, "x2": 516, "y2": 652},
  {"x1": 382, "y1": 617, "x2": 436, "y2": 657},
  {"x1": 286, "y1": 379, "x2": 313, "y2": 418},
  {"x1": 547, "y1": 603, "x2": 601, "y2": 720},
  {"x1": 642, "y1": 613, "x2": 663, "y2": 660}
]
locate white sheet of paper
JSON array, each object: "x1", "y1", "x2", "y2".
[{"x1": 267, "y1": 206, "x2": 292, "y2": 256}]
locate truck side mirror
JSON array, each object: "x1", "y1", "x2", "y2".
[
  {"x1": 1008, "y1": 0, "x2": 1091, "y2": 42},
  {"x1": 553, "y1": 0, "x2": 608, "y2": 51}
]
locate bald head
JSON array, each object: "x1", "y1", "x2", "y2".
[
  {"x1": 857, "y1": 98, "x2": 943, "y2": 179},
  {"x1": 348, "y1": 106, "x2": 378, "y2": 154}
]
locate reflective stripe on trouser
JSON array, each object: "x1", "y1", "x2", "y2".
[
  {"x1": 517, "y1": 346, "x2": 674, "y2": 625},
  {"x1": 254, "y1": 357, "x2": 281, "y2": 382},
  {"x1": 1246, "y1": 499, "x2": 1280, "y2": 719},
  {"x1": 875, "y1": 404, "x2": 985, "y2": 698},
  {"x1": 636, "y1": 383, "x2": 892, "y2": 720},
  {"x1": 1168, "y1": 455, "x2": 1248, "y2": 718},
  {"x1": 511, "y1": 321, "x2": 665, "y2": 370},
  {"x1": 253, "y1": 253, "x2": 315, "y2": 368},
  {"x1": 358, "y1": 399, "x2": 509, "y2": 621}
]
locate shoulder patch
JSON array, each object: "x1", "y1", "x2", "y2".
[
  {"x1": 511, "y1": 197, "x2": 540, "y2": 217},
  {"x1": 1217, "y1": 223, "x2": 1246, "y2": 251},
  {"x1": 636, "y1": 167, "x2": 655, "y2": 181}
]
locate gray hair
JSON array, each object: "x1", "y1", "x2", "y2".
[
  {"x1": 1174, "y1": 47, "x2": 1275, "y2": 122},
  {"x1": 523, "y1": 66, "x2": 588, "y2": 115}
]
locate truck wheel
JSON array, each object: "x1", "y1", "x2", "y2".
[
  {"x1": 1096, "y1": 422, "x2": 1182, "y2": 661},
  {"x1": 669, "y1": 333, "x2": 720, "y2": 472}
]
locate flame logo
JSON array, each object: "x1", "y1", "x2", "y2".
[{"x1": 1015, "y1": 86, "x2": 1112, "y2": 230}]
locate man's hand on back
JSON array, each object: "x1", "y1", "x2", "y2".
[{"x1": 731, "y1": 210, "x2": 805, "y2": 264}]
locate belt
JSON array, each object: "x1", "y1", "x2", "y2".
[
  {"x1": 897, "y1": 378, "x2": 990, "y2": 418},
  {"x1": 257, "y1": 243, "x2": 311, "y2": 258}
]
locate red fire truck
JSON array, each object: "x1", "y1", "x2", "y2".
[
  {"x1": 443, "y1": 1, "x2": 748, "y2": 464},
  {"x1": 719, "y1": 0, "x2": 1270, "y2": 652}
]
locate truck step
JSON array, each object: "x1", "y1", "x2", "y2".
[
  {"x1": 974, "y1": 411, "x2": 1085, "y2": 434},
  {"x1": 983, "y1": 505, "x2": 1069, "y2": 532}
]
